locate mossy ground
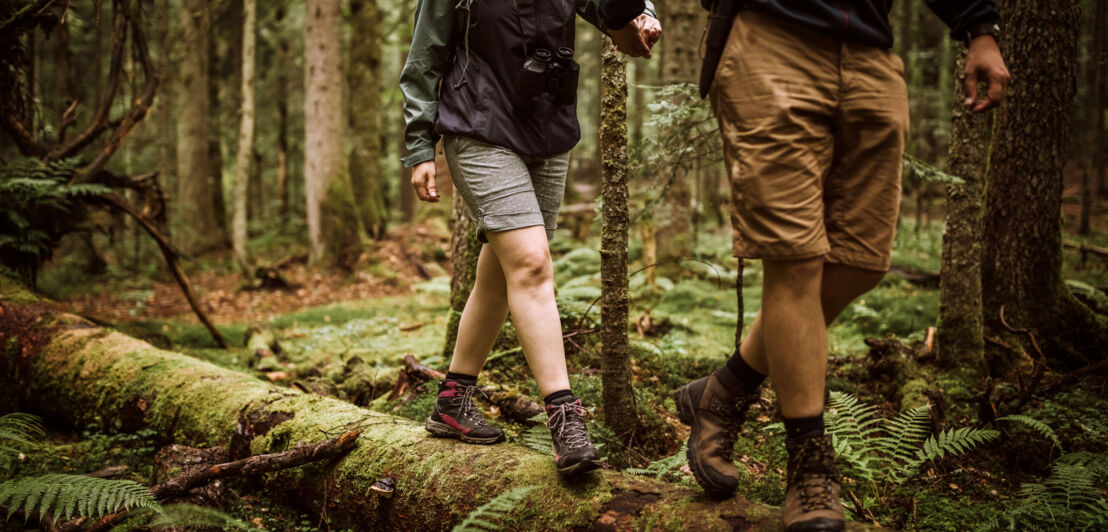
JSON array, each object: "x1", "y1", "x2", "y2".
[{"x1": 6, "y1": 219, "x2": 1106, "y2": 530}]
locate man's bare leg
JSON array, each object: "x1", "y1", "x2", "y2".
[{"x1": 738, "y1": 262, "x2": 886, "y2": 378}]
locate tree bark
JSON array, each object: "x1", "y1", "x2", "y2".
[
  {"x1": 0, "y1": 286, "x2": 885, "y2": 532},
  {"x1": 981, "y1": 0, "x2": 1108, "y2": 366},
  {"x1": 176, "y1": 0, "x2": 222, "y2": 255},
  {"x1": 654, "y1": 0, "x2": 699, "y2": 274},
  {"x1": 348, "y1": 0, "x2": 388, "y2": 239},
  {"x1": 232, "y1": 0, "x2": 257, "y2": 276},
  {"x1": 600, "y1": 39, "x2": 637, "y2": 445},
  {"x1": 304, "y1": 0, "x2": 354, "y2": 266},
  {"x1": 275, "y1": 0, "x2": 291, "y2": 222},
  {"x1": 155, "y1": 0, "x2": 176, "y2": 233},
  {"x1": 937, "y1": 52, "x2": 989, "y2": 377}
]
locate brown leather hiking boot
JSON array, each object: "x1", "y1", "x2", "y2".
[
  {"x1": 674, "y1": 372, "x2": 759, "y2": 498},
  {"x1": 783, "y1": 435, "x2": 845, "y2": 532}
]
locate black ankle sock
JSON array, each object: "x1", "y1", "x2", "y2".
[
  {"x1": 717, "y1": 348, "x2": 767, "y2": 392},
  {"x1": 783, "y1": 414, "x2": 825, "y2": 440},
  {"x1": 543, "y1": 389, "x2": 575, "y2": 406},
  {"x1": 444, "y1": 371, "x2": 478, "y2": 386}
]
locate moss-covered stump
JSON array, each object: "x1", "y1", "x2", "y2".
[{"x1": 0, "y1": 292, "x2": 881, "y2": 530}]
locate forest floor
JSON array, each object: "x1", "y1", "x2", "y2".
[{"x1": 8, "y1": 212, "x2": 1108, "y2": 531}]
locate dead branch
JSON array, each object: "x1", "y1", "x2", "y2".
[
  {"x1": 0, "y1": 0, "x2": 57, "y2": 38},
  {"x1": 387, "y1": 354, "x2": 445, "y2": 402},
  {"x1": 67, "y1": 431, "x2": 361, "y2": 532},
  {"x1": 99, "y1": 194, "x2": 228, "y2": 348}
]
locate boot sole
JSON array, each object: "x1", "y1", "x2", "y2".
[
  {"x1": 557, "y1": 457, "x2": 601, "y2": 476},
  {"x1": 674, "y1": 384, "x2": 738, "y2": 499},
  {"x1": 425, "y1": 418, "x2": 505, "y2": 445}
]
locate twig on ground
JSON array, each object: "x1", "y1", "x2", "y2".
[{"x1": 66, "y1": 431, "x2": 360, "y2": 532}]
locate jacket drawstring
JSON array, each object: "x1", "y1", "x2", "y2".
[{"x1": 453, "y1": 0, "x2": 473, "y2": 89}]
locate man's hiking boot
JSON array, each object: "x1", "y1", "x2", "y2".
[
  {"x1": 783, "y1": 435, "x2": 845, "y2": 532},
  {"x1": 546, "y1": 399, "x2": 601, "y2": 475},
  {"x1": 425, "y1": 381, "x2": 505, "y2": 444},
  {"x1": 674, "y1": 372, "x2": 759, "y2": 498}
]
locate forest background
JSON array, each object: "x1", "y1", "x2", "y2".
[{"x1": 0, "y1": 0, "x2": 1106, "y2": 530}]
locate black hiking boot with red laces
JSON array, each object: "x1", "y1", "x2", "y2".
[
  {"x1": 425, "y1": 381, "x2": 505, "y2": 444},
  {"x1": 674, "y1": 371, "x2": 760, "y2": 498},
  {"x1": 546, "y1": 399, "x2": 601, "y2": 475}
]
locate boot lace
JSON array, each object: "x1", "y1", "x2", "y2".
[
  {"x1": 450, "y1": 384, "x2": 490, "y2": 427},
  {"x1": 547, "y1": 402, "x2": 591, "y2": 450},
  {"x1": 788, "y1": 437, "x2": 840, "y2": 512},
  {"x1": 796, "y1": 473, "x2": 837, "y2": 512}
]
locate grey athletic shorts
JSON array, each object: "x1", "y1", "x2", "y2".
[{"x1": 443, "y1": 134, "x2": 570, "y2": 243}]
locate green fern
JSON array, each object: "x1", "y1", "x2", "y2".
[
  {"x1": 0, "y1": 156, "x2": 109, "y2": 285},
  {"x1": 0, "y1": 474, "x2": 158, "y2": 522},
  {"x1": 521, "y1": 425, "x2": 554, "y2": 456},
  {"x1": 997, "y1": 415, "x2": 1063, "y2": 451},
  {"x1": 624, "y1": 442, "x2": 689, "y2": 482},
  {"x1": 452, "y1": 486, "x2": 537, "y2": 532},
  {"x1": 145, "y1": 503, "x2": 251, "y2": 530},
  {"x1": 1007, "y1": 461, "x2": 1108, "y2": 530},
  {"x1": 0, "y1": 413, "x2": 43, "y2": 458}
]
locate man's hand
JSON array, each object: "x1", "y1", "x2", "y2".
[
  {"x1": 610, "y1": 15, "x2": 661, "y2": 58},
  {"x1": 411, "y1": 160, "x2": 439, "y2": 202},
  {"x1": 964, "y1": 35, "x2": 1010, "y2": 112}
]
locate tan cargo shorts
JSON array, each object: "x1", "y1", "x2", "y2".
[{"x1": 709, "y1": 9, "x2": 909, "y2": 271}]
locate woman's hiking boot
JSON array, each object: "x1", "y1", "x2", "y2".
[
  {"x1": 783, "y1": 435, "x2": 845, "y2": 532},
  {"x1": 425, "y1": 381, "x2": 505, "y2": 444},
  {"x1": 674, "y1": 372, "x2": 759, "y2": 498},
  {"x1": 546, "y1": 398, "x2": 601, "y2": 475}
]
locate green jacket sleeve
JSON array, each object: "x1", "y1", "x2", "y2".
[
  {"x1": 575, "y1": 0, "x2": 657, "y2": 33},
  {"x1": 400, "y1": 0, "x2": 456, "y2": 168}
]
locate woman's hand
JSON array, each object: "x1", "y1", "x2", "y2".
[
  {"x1": 610, "y1": 15, "x2": 661, "y2": 58},
  {"x1": 411, "y1": 160, "x2": 439, "y2": 202}
]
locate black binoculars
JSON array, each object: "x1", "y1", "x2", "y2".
[{"x1": 520, "y1": 47, "x2": 580, "y2": 106}]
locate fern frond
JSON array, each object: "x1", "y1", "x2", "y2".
[
  {"x1": 147, "y1": 503, "x2": 249, "y2": 530},
  {"x1": 0, "y1": 474, "x2": 158, "y2": 522},
  {"x1": 875, "y1": 405, "x2": 932, "y2": 470},
  {"x1": 623, "y1": 443, "x2": 688, "y2": 481},
  {"x1": 917, "y1": 427, "x2": 1000, "y2": 465},
  {"x1": 522, "y1": 425, "x2": 553, "y2": 456},
  {"x1": 0, "y1": 413, "x2": 43, "y2": 456},
  {"x1": 997, "y1": 415, "x2": 1062, "y2": 451},
  {"x1": 452, "y1": 486, "x2": 537, "y2": 532}
]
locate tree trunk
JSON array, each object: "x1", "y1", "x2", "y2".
[
  {"x1": 175, "y1": 0, "x2": 222, "y2": 255},
  {"x1": 305, "y1": 0, "x2": 357, "y2": 267},
  {"x1": 275, "y1": 0, "x2": 291, "y2": 222},
  {"x1": 937, "y1": 52, "x2": 989, "y2": 378},
  {"x1": 0, "y1": 286, "x2": 873, "y2": 532},
  {"x1": 232, "y1": 0, "x2": 257, "y2": 276},
  {"x1": 348, "y1": 0, "x2": 388, "y2": 239},
  {"x1": 156, "y1": 0, "x2": 176, "y2": 233},
  {"x1": 654, "y1": 0, "x2": 699, "y2": 274},
  {"x1": 981, "y1": 0, "x2": 1108, "y2": 366},
  {"x1": 599, "y1": 39, "x2": 637, "y2": 446},
  {"x1": 443, "y1": 192, "x2": 480, "y2": 358}
]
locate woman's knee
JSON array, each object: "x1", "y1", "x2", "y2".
[{"x1": 503, "y1": 246, "x2": 553, "y2": 291}]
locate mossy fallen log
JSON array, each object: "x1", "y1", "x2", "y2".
[{"x1": 0, "y1": 283, "x2": 880, "y2": 531}]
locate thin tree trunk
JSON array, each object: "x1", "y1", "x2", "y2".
[
  {"x1": 275, "y1": 1, "x2": 291, "y2": 222},
  {"x1": 304, "y1": 0, "x2": 353, "y2": 266},
  {"x1": 156, "y1": 0, "x2": 175, "y2": 234},
  {"x1": 232, "y1": 0, "x2": 257, "y2": 276},
  {"x1": 654, "y1": 0, "x2": 698, "y2": 273},
  {"x1": 599, "y1": 38, "x2": 637, "y2": 446},
  {"x1": 443, "y1": 192, "x2": 480, "y2": 358},
  {"x1": 348, "y1": 0, "x2": 387, "y2": 239},
  {"x1": 937, "y1": 51, "x2": 989, "y2": 377},
  {"x1": 176, "y1": 0, "x2": 221, "y2": 255},
  {"x1": 982, "y1": 0, "x2": 1107, "y2": 366}
]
